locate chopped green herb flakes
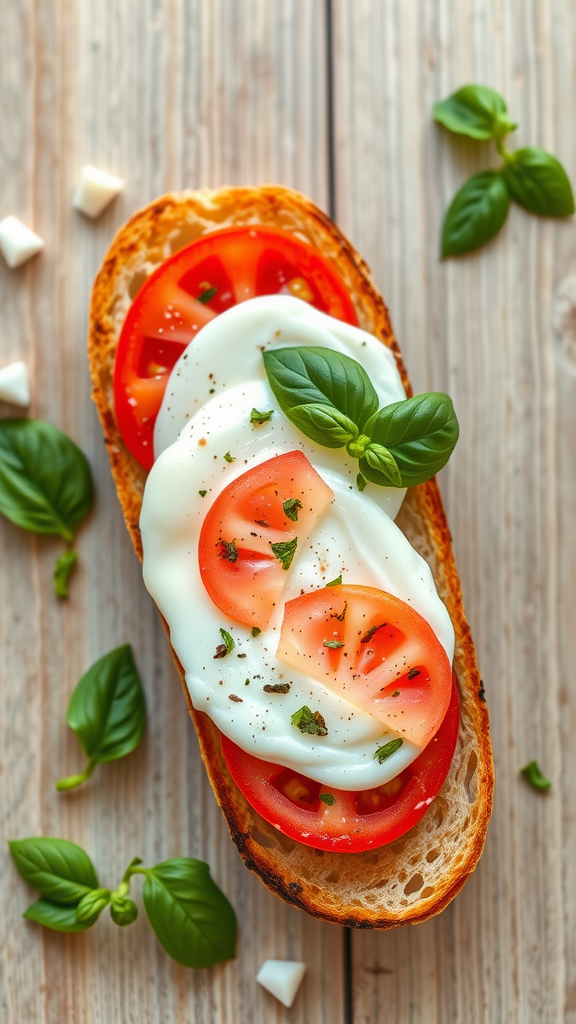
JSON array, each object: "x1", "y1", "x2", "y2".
[
  {"x1": 291, "y1": 705, "x2": 328, "y2": 737},
  {"x1": 520, "y1": 760, "x2": 551, "y2": 792},
  {"x1": 319, "y1": 793, "x2": 336, "y2": 806},
  {"x1": 323, "y1": 639, "x2": 344, "y2": 649},
  {"x1": 374, "y1": 738, "x2": 403, "y2": 764},
  {"x1": 251, "y1": 626, "x2": 261, "y2": 637},
  {"x1": 270, "y1": 537, "x2": 297, "y2": 571},
  {"x1": 326, "y1": 575, "x2": 342, "y2": 587},
  {"x1": 214, "y1": 628, "x2": 235, "y2": 659},
  {"x1": 223, "y1": 452, "x2": 235, "y2": 463},
  {"x1": 197, "y1": 286, "x2": 218, "y2": 304},
  {"x1": 220, "y1": 539, "x2": 238, "y2": 563},
  {"x1": 250, "y1": 408, "x2": 274, "y2": 425},
  {"x1": 282, "y1": 497, "x2": 303, "y2": 522}
]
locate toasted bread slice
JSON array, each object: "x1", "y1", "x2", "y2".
[{"x1": 88, "y1": 185, "x2": 493, "y2": 929}]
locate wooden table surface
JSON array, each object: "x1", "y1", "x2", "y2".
[{"x1": 1, "y1": 1, "x2": 575, "y2": 1021}]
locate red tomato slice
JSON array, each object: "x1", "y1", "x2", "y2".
[
  {"x1": 277, "y1": 585, "x2": 452, "y2": 748},
  {"x1": 114, "y1": 226, "x2": 358, "y2": 469},
  {"x1": 198, "y1": 451, "x2": 333, "y2": 629},
  {"x1": 221, "y1": 677, "x2": 460, "y2": 853}
]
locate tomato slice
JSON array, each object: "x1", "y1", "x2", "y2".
[
  {"x1": 221, "y1": 677, "x2": 460, "y2": 853},
  {"x1": 277, "y1": 585, "x2": 452, "y2": 749},
  {"x1": 198, "y1": 451, "x2": 333, "y2": 629},
  {"x1": 114, "y1": 226, "x2": 358, "y2": 469}
]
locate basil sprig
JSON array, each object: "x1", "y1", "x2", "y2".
[
  {"x1": 56, "y1": 645, "x2": 146, "y2": 792},
  {"x1": 434, "y1": 84, "x2": 574, "y2": 256},
  {"x1": 0, "y1": 419, "x2": 93, "y2": 597},
  {"x1": 263, "y1": 347, "x2": 458, "y2": 488},
  {"x1": 9, "y1": 837, "x2": 237, "y2": 968}
]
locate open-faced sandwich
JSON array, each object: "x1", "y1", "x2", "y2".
[{"x1": 88, "y1": 185, "x2": 493, "y2": 928}]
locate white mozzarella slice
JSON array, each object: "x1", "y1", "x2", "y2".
[
  {"x1": 0, "y1": 217, "x2": 44, "y2": 269},
  {"x1": 73, "y1": 165, "x2": 124, "y2": 219},
  {"x1": 140, "y1": 378, "x2": 454, "y2": 791}
]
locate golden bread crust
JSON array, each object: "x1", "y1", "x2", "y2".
[{"x1": 88, "y1": 185, "x2": 493, "y2": 928}]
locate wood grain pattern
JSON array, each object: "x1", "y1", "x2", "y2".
[
  {"x1": 0, "y1": 3, "x2": 345, "y2": 1023},
  {"x1": 332, "y1": 0, "x2": 576, "y2": 1021},
  {"x1": 1, "y1": 0, "x2": 575, "y2": 1021}
]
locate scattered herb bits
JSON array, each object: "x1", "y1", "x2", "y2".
[
  {"x1": 291, "y1": 705, "x2": 328, "y2": 737},
  {"x1": 520, "y1": 760, "x2": 551, "y2": 792},
  {"x1": 323, "y1": 639, "x2": 344, "y2": 649},
  {"x1": 214, "y1": 628, "x2": 235, "y2": 659},
  {"x1": 374, "y1": 738, "x2": 404, "y2": 764},
  {"x1": 326, "y1": 574, "x2": 342, "y2": 587},
  {"x1": 263, "y1": 682, "x2": 291, "y2": 694},
  {"x1": 270, "y1": 537, "x2": 297, "y2": 571},
  {"x1": 250, "y1": 407, "x2": 274, "y2": 425},
  {"x1": 8, "y1": 838, "x2": 237, "y2": 968},
  {"x1": 282, "y1": 497, "x2": 303, "y2": 522},
  {"x1": 251, "y1": 626, "x2": 261, "y2": 637},
  {"x1": 197, "y1": 286, "x2": 218, "y2": 304},
  {"x1": 223, "y1": 451, "x2": 235, "y2": 463},
  {"x1": 319, "y1": 793, "x2": 336, "y2": 806}
]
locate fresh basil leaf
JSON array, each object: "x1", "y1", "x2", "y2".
[
  {"x1": 142, "y1": 858, "x2": 237, "y2": 968},
  {"x1": 9, "y1": 837, "x2": 99, "y2": 903},
  {"x1": 23, "y1": 898, "x2": 92, "y2": 933},
  {"x1": 0, "y1": 419, "x2": 93, "y2": 542},
  {"x1": 110, "y1": 896, "x2": 138, "y2": 926},
  {"x1": 433, "y1": 84, "x2": 515, "y2": 140},
  {"x1": 263, "y1": 347, "x2": 378, "y2": 432},
  {"x1": 75, "y1": 888, "x2": 111, "y2": 924},
  {"x1": 503, "y1": 148, "x2": 575, "y2": 217},
  {"x1": 56, "y1": 645, "x2": 146, "y2": 791},
  {"x1": 363, "y1": 444, "x2": 402, "y2": 487},
  {"x1": 374, "y1": 738, "x2": 403, "y2": 763},
  {"x1": 360, "y1": 392, "x2": 459, "y2": 488},
  {"x1": 287, "y1": 404, "x2": 359, "y2": 449},
  {"x1": 356, "y1": 473, "x2": 367, "y2": 492},
  {"x1": 520, "y1": 760, "x2": 551, "y2": 792},
  {"x1": 270, "y1": 537, "x2": 297, "y2": 571},
  {"x1": 54, "y1": 549, "x2": 78, "y2": 599},
  {"x1": 442, "y1": 170, "x2": 510, "y2": 256}
]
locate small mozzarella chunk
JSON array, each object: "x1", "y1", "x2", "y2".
[
  {"x1": 0, "y1": 217, "x2": 44, "y2": 269},
  {"x1": 256, "y1": 960, "x2": 306, "y2": 1007},
  {"x1": 0, "y1": 361, "x2": 30, "y2": 406},
  {"x1": 73, "y1": 165, "x2": 124, "y2": 219}
]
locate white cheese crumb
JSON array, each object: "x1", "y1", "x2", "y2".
[
  {"x1": 0, "y1": 361, "x2": 30, "y2": 406},
  {"x1": 73, "y1": 165, "x2": 124, "y2": 219},
  {"x1": 0, "y1": 217, "x2": 44, "y2": 269},
  {"x1": 256, "y1": 959, "x2": 306, "y2": 1007}
]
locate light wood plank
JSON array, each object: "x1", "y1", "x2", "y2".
[
  {"x1": 333, "y1": 0, "x2": 574, "y2": 1021},
  {"x1": 0, "y1": 2, "x2": 345, "y2": 1022}
]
